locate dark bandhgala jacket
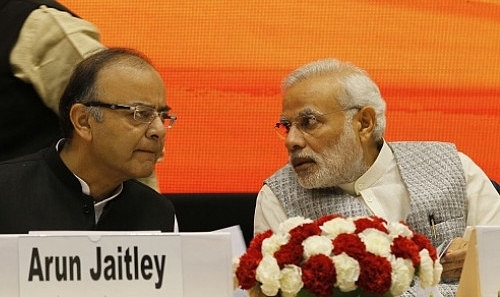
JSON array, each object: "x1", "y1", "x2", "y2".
[{"x1": 0, "y1": 146, "x2": 176, "y2": 233}]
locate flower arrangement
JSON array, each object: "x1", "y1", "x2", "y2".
[{"x1": 233, "y1": 214, "x2": 443, "y2": 297}]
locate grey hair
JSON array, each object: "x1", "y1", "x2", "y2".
[
  {"x1": 87, "y1": 106, "x2": 104, "y2": 122},
  {"x1": 282, "y1": 59, "x2": 387, "y2": 141}
]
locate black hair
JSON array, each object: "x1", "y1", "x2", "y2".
[{"x1": 58, "y1": 47, "x2": 154, "y2": 138}]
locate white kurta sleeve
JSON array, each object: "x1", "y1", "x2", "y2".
[
  {"x1": 254, "y1": 184, "x2": 288, "y2": 235},
  {"x1": 459, "y1": 152, "x2": 500, "y2": 225}
]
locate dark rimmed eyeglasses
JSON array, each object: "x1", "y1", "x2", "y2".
[{"x1": 83, "y1": 101, "x2": 177, "y2": 128}]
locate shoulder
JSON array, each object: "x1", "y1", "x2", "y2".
[
  {"x1": 0, "y1": 148, "x2": 49, "y2": 171},
  {"x1": 122, "y1": 179, "x2": 174, "y2": 208},
  {"x1": 122, "y1": 180, "x2": 176, "y2": 227},
  {"x1": 266, "y1": 164, "x2": 294, "y2": 180},
  {"x1": 388, "y1": 141, "x2": 457, "y2": 151},
  {"x1": 123, "y1": 179, "x2": 163, "y2": 197},
  {"x1": 457, "y1": 151, "x2": 490, "y2": 179},
  {"x1": 387, "y1": 141, "x2": 459, "y2": 162},
  {"x1": 0, "y1": 148, "x2": 62, "y2": 200}
]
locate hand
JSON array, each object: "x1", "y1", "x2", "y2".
[{"x1": 440, "y1": 237, "x2": 468, "y2": 281}]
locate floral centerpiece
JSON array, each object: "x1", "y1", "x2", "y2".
[{"x1": 233, "y1": 214, "x2": 443, "y2": 297}]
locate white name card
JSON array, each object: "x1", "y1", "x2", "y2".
[{"x1": 0, "y1": 232, "x2": 233, "y2": 297}]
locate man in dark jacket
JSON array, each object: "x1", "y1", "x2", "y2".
[{"x1": 0, "y1": 48, "x2": 177, "y2": 233}]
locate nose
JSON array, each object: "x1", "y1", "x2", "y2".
[
  {"x1": 146, "y1": 115, "x2": 166, "y2": 140},
  {"x1": 284, "y1": 124, "x2": 306, "y2": 152}
]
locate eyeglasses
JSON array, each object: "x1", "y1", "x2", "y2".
[
  {"x1": 83, "y1": 101, "x2": 177, "y2": 128},
  {"x1": 274, "y1": 107, "x2": 360, "y2": 139}
]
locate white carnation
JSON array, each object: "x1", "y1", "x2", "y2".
[
  {"x1": 433, "y1": 259, "x2": 443, "y2": 286},
  {"x1": 279, "y1": 216, "x2": 313, "y2": 235},
  {"x1": 261, "y1": 234, "x2": 288, "y2": 256},
  {"x1": 302, "y1": 235, "x2": 333, "y2": 259},
  {"x1": 417, "y1": 249, "x2": 435, "y2": 288},
  {"x1": 320, "y1": 217, "x2": 356, "y2": 238},
  {"x1": 359, "y1": 228, "x2": 392, "y2": 257},
  {"x1": 332, "y1": 253, "x2": 359, "y2": 292},
  {"x1": 386, "y1": 221, "x2": 413, "y2": 239},
  {"x1": 280, "y1": 264, "x2": 303, "y2": 297},
  {"x1": 389, "y1": 257, "x2": 415, "y2": 296},
  {"x1": 232, "y1": 257, "x2": 241, "y2": 289},
  {"x1": 256, "y1": 255, "x2": 281, "y2": 296}
]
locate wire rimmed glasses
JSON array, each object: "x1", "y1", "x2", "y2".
[
  {"x1": 83, "y1": 101, "x2": 177, "y2": 128},
  {"x1": 274, "y1": 107, "x2": 360, "y2": 139}
]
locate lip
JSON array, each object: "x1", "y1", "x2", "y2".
[
  {"x1": 136, "y1": 148, "x2": 157, "y2": 154},
  {"x1": 135, "y1": 149, "x2": 159, "y2": 159},
  {"x1": 291, "y1": 157, "x2": 315, "y2": 171}
]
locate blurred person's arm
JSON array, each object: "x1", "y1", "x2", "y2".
[{"x1": 10, "y1": 5, "x2": 104, "y2": 114}]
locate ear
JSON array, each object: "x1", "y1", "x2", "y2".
[
  {"x1": 353, "y1": 106, "x2": 376, "y2": 142},
  {"x1": 69, "y1": 103, "x2": 93, "y2": 141}
]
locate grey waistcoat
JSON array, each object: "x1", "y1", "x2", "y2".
[{"x1": 265, "y1": 141, "x2": 467, "y2": 248}]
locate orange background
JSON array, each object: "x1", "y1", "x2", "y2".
[{"x1": 60, "y1": 0, "x2": 500, "y2": 193}]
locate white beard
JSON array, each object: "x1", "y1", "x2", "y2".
[{"x1": 294, "y1": 122, "x2": 369, "y2": 189}]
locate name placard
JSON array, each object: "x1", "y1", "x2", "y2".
[
  {"x1": 19, "y1": 233, "x2": 182, "y2": 296},
  {"x1": 0, "y1": 232, "x2": 233, "y2": 297},
  {"x1": 457, "y1": 226, "x2": 500, "y2": 297}
]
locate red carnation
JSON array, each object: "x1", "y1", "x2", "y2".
[
  {"x1": 302, "y1": 254, "x2": 337, "y2": 297},
  {"x1": 412, "y1": 233, "x2": 438, "y2": 261},
  {"x1": 354, "y1": 217, "x2": 388, "y2": 234},
  {"x1": 391, "y1": 236, "x2": 421, "y2": 266},
  {"x1": 274, "y1": 240, "x2": 304, "y2": 267},
  {"x1": 289, "y1": 222, "x2": 321, "y2": 243},
  {"x1": 315, "y1": 214, "x2": 343, "y2": 227},
  {"x1": 248, "y1": 229, "x2": 273, "y2": 251},
  {"x1": 357, "y1": 252, "x2": 392, "y2": 295},
  {"x1": 332, "y1": 233, "x2": 366, "y2": 258},
  {"x1": 235, "y1": 249, "x2": 263, "y2": 289},
  {"x1": 236, "y1": 230, "x2": 272, "y2": 290}
]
